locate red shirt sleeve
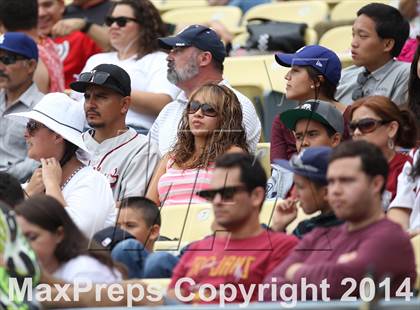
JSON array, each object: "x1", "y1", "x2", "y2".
[{"x1": 270, "y1": 115, "x2": 297, "y2": 161}]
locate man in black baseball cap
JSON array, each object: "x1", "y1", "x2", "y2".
[
  {"x1": 70, "y1": 63, "x2": 159, "y2": 202},
  {"x1": 149, "y1": 25, "x2": 261, "y2": 157}
]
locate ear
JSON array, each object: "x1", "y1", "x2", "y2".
[
  {"x1": 371, "y1": 174, "x2": 385, "y2": 196},
  {"x1": 251, "y1": 187, "x2": 265, "y2": 210},
  {"x1": 315, "y1": 75, "x2": 325, "y2": 88},
  {"x1": 53, "y1": 133, "x2": 65, "y2": 145},
  {"x1": 383, "y1": 38, "x2": 395, "y2": 54},
  {"x1": 55, "y1": 226, "x2": 65, "y2": 244},
  {"x1": 387, "y1": 120, "x2": 399, "y2": 140},
  {"x1": 331, "y1": 133, "x2": 342, "y2": 147},
  {"x1": 120, "y1": 96, "x2": 131, "y2": 114},
  {"x1": 25, "y1": 59, "x2": 38, "y2": 75},
  {"x1": 148, "y1": 224, "x2": 160, "y2": 244},
  {"x1": 197, "y1": 51, "x2": 212, "y2": 67}
]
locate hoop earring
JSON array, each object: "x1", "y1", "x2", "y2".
[
  {"x1": 310, "y1": 85, "x2": 315, "y2": 89},
  {"x1": 387, "y1": 138, "x2": 395, "y2": 150}
]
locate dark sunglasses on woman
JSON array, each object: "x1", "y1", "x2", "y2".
[
  {"x1": 105, "y1": 16, "x2": 138, "y2": 27},
  {"x1": 349, "y1": 118, "x2": 390, "y2": 135},
  {"x1": 26, "y1": 120, "x2": 46, "y2": 136},
  {"x1": 187, "y1": 101, "x2": 218, "y2": 117}
]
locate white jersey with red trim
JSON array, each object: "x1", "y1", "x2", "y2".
[{"x1": 82, "y1": 128, "x2": 160, "y2": 201}]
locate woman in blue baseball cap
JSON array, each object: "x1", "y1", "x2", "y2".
[{"x1": 270, "y1": 45, "x2": 350, "y2": 161}]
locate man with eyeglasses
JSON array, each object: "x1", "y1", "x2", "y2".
[
  {"x1": 0, "y1": 32, "x2": 44, "y2": 182},
  {"x1": 149, "y1": 25, "x2": 261, "y2": 156},
  {"x1": 335, "y1": 3, "x2": 410, "y2": 106},
  {"x1": 70, "y1": 63, "x2": 160, "y2": 201}
]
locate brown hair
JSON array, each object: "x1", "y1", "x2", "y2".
[
  {"x1": 171, "y1": 83, "x2": 249, "y2": 169},
  {"x1": 349, "y1": 96, "x2": 417, "y2": 148}
]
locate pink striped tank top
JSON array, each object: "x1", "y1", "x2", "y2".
[{"x1": 157, "y1": 158, "x2": 215, "y2": 206}]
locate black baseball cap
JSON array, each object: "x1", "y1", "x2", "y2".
[
  {"x1": 158, "y1": 24, "x2": 226, "y2": 62},
  {"x1": 70, "y1": 64, "x2": 131, "y2": 97}
]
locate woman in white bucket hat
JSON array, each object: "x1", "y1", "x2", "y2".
[{"x1": 8, "y1": 92, "x2": 116, "y2": 239}]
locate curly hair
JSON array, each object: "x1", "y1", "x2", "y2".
[
  {"x1": 171, "y1": 83, "x2": 249, "y2": 169},
  {"x1": 109, "y1": 0, "x2": 168, "y2": 57}
]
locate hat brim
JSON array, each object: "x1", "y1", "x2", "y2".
[
  {"x1": 70, "y1": 80, "x2": 126, "y2": 97},
  {"x1": 280, "y1": 109, "x2": 331, "y2": 131},
  {"x1": 273, "y1": 158, "x2": 327, "y2": 185},
  {"x1": 275, "y1": 53, "x2": 312, "y2": 68},
  {"x1": 7, "y1": 110, "x2": 89, "y2": 153},
  {"x1": 158, "y1": 36, "x2": 191, "y2": 50}
]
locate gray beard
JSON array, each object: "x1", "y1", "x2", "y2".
[{"x1": 167, "y1": 62, "x2": 199, "y2": 85}]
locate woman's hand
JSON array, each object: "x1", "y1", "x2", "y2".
[
  {"x1": 41, "y1": 158, "x2": 62, "y2": 189},
  {"x1": 25, "y1": 168, "x2": 45, "y2": 196}
]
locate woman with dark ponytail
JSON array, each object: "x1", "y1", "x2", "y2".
[
  {"x1": 407, "y1": 43, "x2": 420, "y2": 141},
  {"x1": 8, "y1": 93, "x2": 116, "y2": 238},
  {"x1": 349, "y1": 96, "x2": 418, "y2": 209}
]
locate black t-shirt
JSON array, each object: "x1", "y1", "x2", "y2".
[{"x1": 64, "y1": 0, "x2": 111, "y2": 25}]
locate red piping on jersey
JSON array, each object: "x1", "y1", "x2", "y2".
[{"x1": 93, "y1": 133, "x2": 139, "y2": 170}]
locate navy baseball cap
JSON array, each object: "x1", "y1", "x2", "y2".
[
  {"x1": 0, "y1": 32, "x2": 38, "y2": 61},
  {"x1": 274, "y1": 146, "x2": 332, "y2": 185},
  {"x1": 280, "y1": 99, "x2": 344, "y2": 134},
  {"x1": 158, "y1": 25, "x2": 226, "y2": 62},
  {"x1": 275, "y1": 45, "x2": 341, "y2": 86},
  {"x1": 70, "y1": 64, "x2": 131, "y2": 97}
]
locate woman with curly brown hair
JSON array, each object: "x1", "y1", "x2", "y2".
[
  {"x1": 146, "y1": 83, "x2": 248, "y2": 206},
  {"x1": 74, "y1": 0, "x2": 180, "y2": 132}
]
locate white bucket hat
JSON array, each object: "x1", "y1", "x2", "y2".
[{"x1": 8, "y1": 92, "x2": 89, "y2": 152}]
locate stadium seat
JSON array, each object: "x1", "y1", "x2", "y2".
[
  {"x1": 141, "y1": 278, "x2": 171, "y2": 293},
  {"x1": 256, "y1": 143, "x2": 271, "y2": 177},
  {"x1": 330, "y1": 0, "x2": 390, "y2": 22},
  {"x1": 319, "y1": 25, "x2": 353, "y2": 68},
  {"x1": 411, "y1": 234, "x2": 420, "y2": 290},
  {"x1": 242, "y1": 1, "x2": 329, "y2": 28},
  {"x1": 161, "y1": 6, "x2": 243, "y2": 34},
  {"x1": 159, "y1": 203, "x2": 213, "y2": 243},
  {"x1": 151, "y1": 0, "x2": 208, "y2": 13}
]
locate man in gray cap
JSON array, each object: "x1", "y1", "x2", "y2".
[
  {"x1": 0, "y1": 32, "x2": 44, "y2": 182},
  {"x1": 149, "y1": 24, "x2": 261, "y2": 156}
]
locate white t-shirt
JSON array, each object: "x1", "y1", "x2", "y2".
[
  {"x1": 53, "y1": 255, "x2": 122, "y2": 283},
  {"x1": 73, "y1": 51, "x2": 180, "y2": 129},
  {"x1": 389, "y1": 149, "x2": 420, "y2": 230},
  {"x1": 148, "y1": 79, "x2": 262, "y2": 156},
  {"x1": 62, "y1": 166, "x2": 116, "y2": 239}
]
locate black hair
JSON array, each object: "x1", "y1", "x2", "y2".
[
  {"x1": 329, "y1": 140, "x2": 389, "y2": 193},
  {"x1": 0, "y1": 0, "x2": 38, "y2": 31},
  {"x1": 119, "y1": 196, "x2": 161, "y2": 227},
  {"x1": 408, "y1": 44, "x2": 420, "y2": 121},
  {"x1": 0, "y1": 172, "x2": 24, "y2": 208},
  {"x1": 357, "y1": 3, "x2": 409, "y2": 57},
  {"x1": 15, "y1": 195, "x2": 118, "y2": 272},
  {"x1": 59, "y1": 140, "x2": 79, "y2": 167},
  {"x1": 412, "y1": 158, "x2": 420, "y2": 180},
  {"x1": 304, "y1": 66, "x2": 337, "y2": 101},
  {"x1": 215, "y1": 153, "x2": 267, "y2": 192}
]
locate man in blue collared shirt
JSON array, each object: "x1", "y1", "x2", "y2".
[
  {"x1": 0, "y1": 32, "x2": 44, "y2": 182},
  {"x1": 336, "y1": 3, "x2": 410, "y2": 106}
]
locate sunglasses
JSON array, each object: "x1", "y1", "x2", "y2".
[
  {"x1": 0, "y1": 54, "x2": 27, "y2": 65},
  {"x1": 105, "y1": 16, "x2": 138, "y2": 27},
  {"x1": 196, "y1": 185, "x2": 248, "y2": 202},
  {"x1": 26, "y1": 120, "x2": 46, "y2": 136},
  {"x1": 78, "y1": 70, "x2": 110, "y2": 85},
  {"x1": 187, "y1": 101, "x2": 217, "y2": 117},
  {"x1": 349, "y1": 118, "x2": 390, "y2": 135}
]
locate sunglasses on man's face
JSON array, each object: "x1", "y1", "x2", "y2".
[
  {"x1": 26, "y1": 120, "x2": 46, "y2": 136},
  {"x1": 187, "y1": 101, "x2": 218, "y2": 117},
  {"x1": 105, "y1": 16, "x2": 138, "y2": 27},
  {"x1": 0, "y1": 54, "x2": 26, "y2": 65},
  {"x1": 197, "y1": 185, "x2": 248, "y2": 202},
  {"x1": 349, "y1": 118, "x2": 390, "y2": 135}
]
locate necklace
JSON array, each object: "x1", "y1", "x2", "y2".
[{"x1": 61, "y1": 165, "x2": 85, "y2": 190}]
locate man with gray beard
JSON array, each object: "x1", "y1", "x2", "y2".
[{"x1": 148, "y1": 24, "x2": 261, "y2": 156}]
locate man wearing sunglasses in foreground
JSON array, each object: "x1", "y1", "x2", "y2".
[{"x1": 0, "y1": 32, "x2": 44, "y2": 183}]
